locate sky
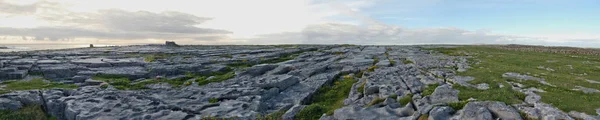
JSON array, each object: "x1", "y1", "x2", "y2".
[{"x1": 0, "y1": 0, "x2": 599, "y2": 47}]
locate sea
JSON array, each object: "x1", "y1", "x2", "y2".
[{"x1": 0, "y1": 44, "x2": 115, "y2": 52}]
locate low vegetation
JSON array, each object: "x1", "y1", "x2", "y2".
[
  {"x1": 143, "y1": 54, "x2": 172, "y2": 62},
  {"x1": 447, "y1": 101, "x2": 469, "y2": 110},
  {"x1": 398, "y1": 94, "x2": 413, "y2": 105},
  {"x1": 420, "y1": 83, "x2": 439, "y2": 96},
  {"x1": 429, "y1": 46, "x2": 600, "y2": 114},
  {"x1": 0, "y1": 105, "x2": 56, "y2": 120},
  {"x1": 256, "y1": 109, "x2": 288, "y2": 120},
  {"x1": 366, "y1": 97, "x2": 385, "y2": 107},
  {"x1": 295, "y1": 74, "x2": 357, "y2": 120},
  {"x1": 402, "y1": 59, "x2": 414, "y2": 64},
  {"x1": 92, "y1": 68, "x2": 235, "y2": 90},
  {"x1": 0, "y1": 78, "x2": 77, "y2": 94}
]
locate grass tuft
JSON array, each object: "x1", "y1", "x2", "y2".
[
  {"x1": 0, "y1": 105, "x2": 56, "y2": 120},
  {"x1": 295, "y1": 74, "x2": 357, "y2": 119},
  {"x1": 0, "y1": 79, "x2": 77, "y2": 94},
  {"x1": 421, "y1": 83, "x2": 439, "y2": 96},
  {"x1": 366, "y1": 97, "x2": 385, "y2": 107},
  {"x1": 398, "y1": 94, "x2": 413, "y2": 105},
  {"x1": 447, "y1": 101, "x2": 469, "y2": 110}
]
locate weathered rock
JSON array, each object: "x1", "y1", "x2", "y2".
[
  {"x1": 255, "y1": 75, "x2": 300, "y2": 90},
  {"x1": 83, "y1": 79, "x2": 104, "y2": 86},
  {"x1": 459, "y1": 101, "x2": 522, "y2": 120},
  {"x1": 144, "y1": 83, "x2": 172, "y2": 89},
  {"x1": 573, "y1": 86, "x2": 600, "y2": 94},
  {"x1": 429, "y1": 84, "x2": 459, "y2": 104},
  {"x1": 0, "y1": 98, "x2": 23, "y2": 110},
  {"x1": 282, "y1": 105, "x2": 305, "y2": 120},
  {"x1": 243, "y1": 64, "x2": 279, "y2": 76},
  {"x1": 428, "y1": 106, "x2": 454, "y2": 120}
]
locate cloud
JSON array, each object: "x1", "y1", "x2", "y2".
[
  {"x1": 0, "y1": 8, "x2": 231, "y2": 41},
  {"x1": 0, "y1": 26, "x2": 226, "y2": 41},
  {"x1": 0, "y1": 0, "x2": 59, "y2": 15},
  {"x1": 250, "y1": 23, "x2": 541, "y2": 45}
]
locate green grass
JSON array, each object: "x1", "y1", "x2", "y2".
[
  {"x1": 366, "y1": 97, "x2": 385, "y2": 107},
  {"x1": 295, "y1": 74, "x2": 357, "y2": 120},
  {"x1": 398, "y1": 94, "x2": 413, "y2": 105},
  {"x1": 373, "y1": 57, "x2": 379, "y2": 65},
  {"x1": 429, "y1": 46, "x2": 600, "y2": 114},
  {"x1": 209, "y1": 98, "x2": 219, "y2": 103},
  {"x1": 421, "y1": 83, "x2": 439, "y2": 96},
  {"x1": 447, "y1": 101, "x2": 469, "y2": 110},
  {"x1": 0, "y1": 79, "x2": 77, "y2": 94},
  {"x1": 227, "y1": 62, "x2": 254, "y2": 69},
  {"x1": 196, "y1": 71, "x2": 236, "y2": 86},
  {"x1": 144, "y1": 54, "x2": 172, "y2": 62},
  {"x1": 256, "y1": 109, "x2": 287, "y2": 120},
  {"x1": 402, "y1": 59, "x2": 414, "y2": 64},
  {"x1": 219, "y1": 54, "x2": 233, "y2": 58},
  {"x1": 357, "y1": 82, "x2": 365, "y2": 94},
  {"x1": 92, "y1": 68, "x2": 235, "y2": 90},
  {"x1": 0, "y1": 105, "x2": 56, "y2": 120},
  {"x1": 367, "y1": 65, "x2": 378, "y2": 72}
]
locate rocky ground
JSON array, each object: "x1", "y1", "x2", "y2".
[{"x1": 0, "y1": 44, "x2": 597, "y2": 120}]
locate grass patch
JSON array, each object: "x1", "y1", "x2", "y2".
[
  {"x1": 218, "y1": 54, "x2": 233, "y2": 58},
  {"x1": 398, "y1": 94, "x2": 413, "y2": 105},
  {"x1": 92, "y1": 68, "x2": 235, "y2": 90},
  {"x1": 196, "y1": 71, "x2": 236, "y2": 86},
  {"x1": 256, "y1": 109, "x2": 287, "y2": 120},
  {"x1": 402, "y1": 59, "x2": 414, "y2": 64},
  {"x1": 357, "y1": 82, "x2": 366, "y2": 94},
  {"x1": 418, "y1": 114, "x2": 429, "y2": 120},
  {"x1": 144, "y1": 54, "x2": 172, "y2": 62},
  {"x1": 366, "y1": 97, "x2": 385, "y2": 107},
  {"x1": 367, "y1": 65, "x2": 378, "y2": 72},
  {"x1": 447, "y1": 101, "x2": 469, "y2": 110},
  {"x1": 295, "y1": 74, "x2": 357, "y2": 120},
  {"x1": 373, "y1": 57, "x2": 379, "y2": 65},
  {"x1": 209, "y1": 98, "x2": 219, "y2": 103},
  {"x1": 227, "y1": 62, "x2": 253, "y2": 69},
  {"x1": 430, "y1": 46, "x2": 600, "y2": 114},
  {"x1": 421, "y1": 83, "x2": 439, "y2": 96},
  {"x1": 0, "y1": 79, "x2": 77, "y2": 94},
  {"x1": 0, "y1": 105, "x2": 56, "y2": 120}
]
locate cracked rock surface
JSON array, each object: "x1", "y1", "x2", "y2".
[{"x1": 0, "y1": 44, "x2": 593, "y2": 120}]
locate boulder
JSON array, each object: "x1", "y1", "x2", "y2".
[
  {"x1": 429, "y1": 84, "x2": 459, "y2": 104},
  {"x1": 428, "y1": 106, "x2": 454, "y2": 120},
  {"x1": 460, "y1": 101, "x2": 522, "y2": 120}
]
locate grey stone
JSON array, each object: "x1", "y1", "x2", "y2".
[
  {"x1": 0, "y1": 98, "x2": 23, "y2": 110},
  {"x1": 476, "y1": 83, "x2": 489, "y2": 90},
  {"x1": 72, "y1": 75, "x2": 89, "y2": 83},
  {"x1": 282, "y1": 105, "x2": 305, "y2": 120},
  {"x1": 429, "y1": 106, "x2": 454, "y2": 120},
  {"x1": 243, "y1": 64, "x2": 279, "y2": 76},
  {"x1": 256, "y1": 75, "x2": 300, "y2": 90},
  {"x1": 84, "y1": 79, "x2": 104, "y2": 86},
  {"x1": 460, "y1": 101, "x2": 522, "y2": 120},
  {"x1": 573, "y1": 86, "x2": 600, "y2": 94},
  {"x1": 144, "y1": 83, "x2": 172, "y2": 89},
  {"x1": 568, "y1": 111, "x2": 599, "y2": 120},
  {"x1": 429, "y1": 84, "x2": 459, "y2": 104}
]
